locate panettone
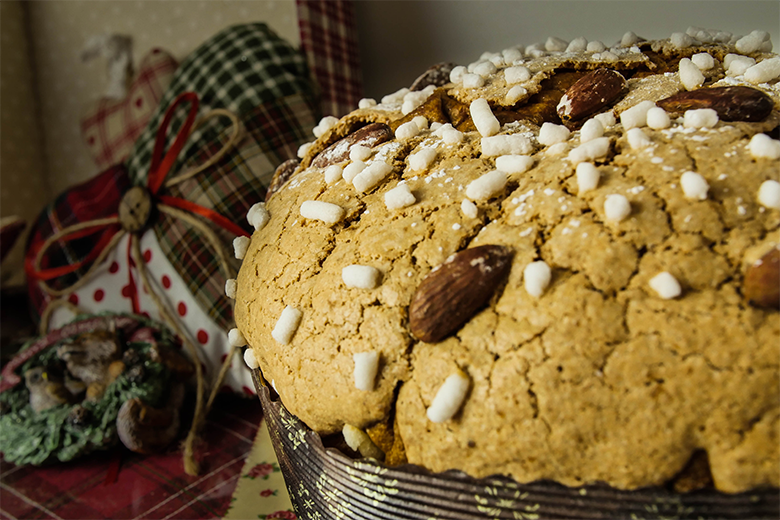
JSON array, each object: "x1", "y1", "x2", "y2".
[{"x1": 233, "y1": 28, "x2": 780, "y2": 494}]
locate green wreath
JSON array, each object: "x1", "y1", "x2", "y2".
[{"x1": 0, "y1": 312, "x2": 190, "y2": 466}]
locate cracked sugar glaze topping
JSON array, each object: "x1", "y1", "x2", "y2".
[{"x1": 233, "y1": 28, "x2": 780, "y2": 493}]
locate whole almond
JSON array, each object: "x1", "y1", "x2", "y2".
[
  {"x1": 311, "y1": 123, "x2": 393, "y2": 169},
  {"x1": 265, "y1": 158, "x2": 300, "y2": 201},
  {"x1": 409, "y1": 245, "x2": 513, "y2": 343},
  {"x1": 657, "y1": 86, "x2": 773, "y2": 122},
  {"x1": 744, "y1": 248, "x2": 780, "y2": 309},
  {"x1": 557, "y1": 69, "x2": 626, "y2": 122}
]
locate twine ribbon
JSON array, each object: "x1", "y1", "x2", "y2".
[{"x1": 25, "y1": 92, "x2": 248, "y2": 475}]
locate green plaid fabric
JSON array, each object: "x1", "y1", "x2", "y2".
[
  {"x1": 127, "y1": 23, "x2": 317, "y2": 183},
  {"x1": 157, "y1": 92, "x2": 317, "y2": 327},
  {"x1": 123, "y1": 23, "x2": 320, "y2": 329}
]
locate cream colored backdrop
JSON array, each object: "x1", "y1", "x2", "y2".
[
  {"x1": 0, "y1": 0, "x2": 299, "y2": 286},
  {"x1": 1, "y1": 1, "x2": 50, "y2": 287}
]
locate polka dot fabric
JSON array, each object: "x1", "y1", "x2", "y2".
[
  {"x1": 24, "y1": 163, "x2": 254, "y2": 394},
  {"x1": 48, "y1": 230, "x2": 254, "y2": 395}
]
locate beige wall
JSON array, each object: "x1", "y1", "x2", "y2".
[{"x1": 1, "y1": 1, "x2": 50, "y2": 286}]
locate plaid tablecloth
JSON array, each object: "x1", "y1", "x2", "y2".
[{"x1": 0, "y1": 395, "x2": 272, "y2": 519}]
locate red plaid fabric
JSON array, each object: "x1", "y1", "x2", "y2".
[
  {"x1": 0, "y1": 395, "x2": 262, "y2": 520},
  {"x1": 24, "y1": 165, "x2": 131, "y2": 317},
  {"x1": 296, "y1": 0, "x2": 363, "y2": 117},
  {"x1": 81, "y1": 49, "x2": 178, "y2": 170}
]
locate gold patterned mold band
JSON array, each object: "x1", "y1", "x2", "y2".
[{"x1": 251, "y1": 370, "x2": 779, "y2": 520}]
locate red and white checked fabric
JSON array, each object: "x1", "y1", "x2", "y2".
[
  {"x1": 296, "y1": 0, "x2": 363, "y2": 118},
  {"x1": 80, "y1": 48, "x2": 178, "y2": 170}
]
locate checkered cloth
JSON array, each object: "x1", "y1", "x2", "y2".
[
  {"x1": 297, "y1": 0, "x2": 363, "y2": 117},
  {"x1": 156, "y1": 92, "x2": 317, "y2": 328},
  {"x1": 125, "y1": 23, "x2": 317, "y2": 185},
  {"x1": 25, "y1": 165, "x2": 130, "y2": 317},
  {"x1": 81, "y1": 49, "x2": 178, "y2": 170},
  {"x1": 121, "y1": 23, "x2": 319, "y2": 328},
  {"x1": 0, "y1": 395, "x2": 264, "y2": 519}
]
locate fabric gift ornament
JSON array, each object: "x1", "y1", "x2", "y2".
[
  {"x1": 81, "y1": 47, "x2": 178, "y2": 170},
  {"x1": 26, "y1": 93, "x2": 248, "y2": 475},
  {"x1": 26, "y1": 25, "x2": 319, "y2": 473},
  {"x1": 121, "y1": 22, "x2": 317, "y2": 333},
  {"x1": 27, "y1": 22, "x2": 317, "y2": 394}
]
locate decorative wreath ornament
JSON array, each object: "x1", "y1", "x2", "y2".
[{"x1": 0, "y1": 313, "x2": 192, "y2": 467}]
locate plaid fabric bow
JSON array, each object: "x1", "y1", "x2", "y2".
[
  {"x1": 121, "y1": 23, "x2": 319, "y2": 329},
  {"x1": 24, "y1": 92, "x2": 255, "y2": 476},
  {"x1": 26, "y1": 92, "x2": 248, "y2": 325},
  {"x1": 26, "y1": 23, "x2": 319, "y2": 330}
]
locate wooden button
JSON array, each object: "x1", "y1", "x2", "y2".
[{"x1": 119, "y1": 186, "x2": 152, "y2": 232}]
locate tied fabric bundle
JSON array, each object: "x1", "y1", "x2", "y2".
[
  {"x1": 27, "y1": 23, "x2": 317, "y2": 335},
  {"x1": 26, "y1": 93, "x2": 247, "y2": 475},
  {"x1": 24, "y1": 23, "x2": 320, "y2": 474},
  {"x1": 123, "y1": 22, "x2": 318, "y2": 335}
]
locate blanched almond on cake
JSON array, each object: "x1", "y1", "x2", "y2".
[
  {"x1": 656, "y1": 86, "x2": 773, "y2": 122},
  {"x1": 342, "y1": 424, "x2": 384, "y2": 460},
  {"x1": 409, "y1": 245, "x2": 513, "y2": 343},
  {"x1": 744, "y1": 248, "x2": 780, "y2": 309},
  {"x1": 557, "y1": 69, "x2": 626, "y2": 122},
  {"x1": 311, "y1": 123, "x2": 393, "y2": 168}
]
